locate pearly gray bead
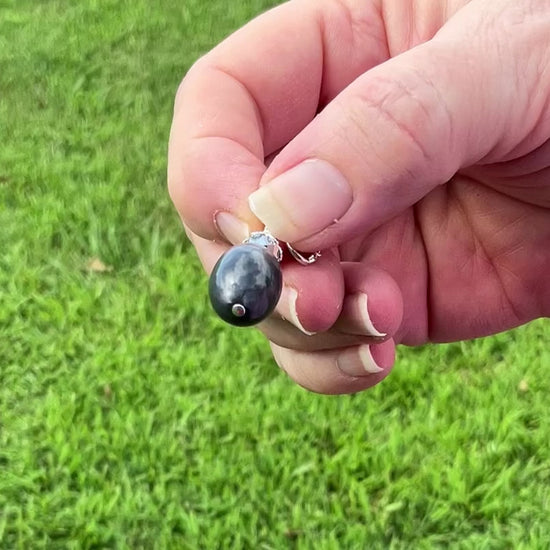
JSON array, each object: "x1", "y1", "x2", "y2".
[{"x1": 208, "y1": 243, "x2": 283, "y2": 327}]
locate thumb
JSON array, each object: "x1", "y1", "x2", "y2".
[{"x1": 248, "y1": 3, "x2": 550, "y2": 250}]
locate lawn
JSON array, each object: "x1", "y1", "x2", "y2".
[{"x1": 1, "y1": 0, "x2": 550, "y2": 548}]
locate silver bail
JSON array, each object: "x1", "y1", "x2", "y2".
[{"x1": 244, "y1": 231, "x2": 284, "y2": 262}]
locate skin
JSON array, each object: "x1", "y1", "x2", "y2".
[{"x1": 168, "y1": 0, "x2": 550, "y2": 394}]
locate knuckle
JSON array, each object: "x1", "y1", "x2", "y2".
[
  {"x1": 167, "y1": 141, "x2": 209, "y2": 236},
  {"x1": 167, "y1": 147, "x2": 191, "y2": 212},
  {"x1": 337, "y1": 65, "x2": 455, "y2": 175},
  {"x1": 173, "y1": 56, "x2": 210, "y2": 113}
]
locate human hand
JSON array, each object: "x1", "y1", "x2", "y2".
[{"x1": 168, "y1": 0, "x2": 550, "y2": 394}]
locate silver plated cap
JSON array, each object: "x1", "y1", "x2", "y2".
[{"x1": 244, "y1": 231, "x2": 284, "y2": 262}]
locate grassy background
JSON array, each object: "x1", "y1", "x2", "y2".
[{"x1": 1, "y1": 0, "x2": 550, "y2": 548}]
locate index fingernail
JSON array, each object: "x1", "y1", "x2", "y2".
[
  {"x1": 248, "y1": 159, "x2": 352, "y2": 242},
  {"x1": 214, "y1": 212, "x2": 249, "y2": 245}
]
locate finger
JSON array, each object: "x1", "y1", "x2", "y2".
[
  {"x1": 184, "y1": 224, "x2": 228, "y2": 274},
  {"x1": 271, "y1": 339, "x2": 395, "y2": 395},
  {"x1": 258, "y1": 316, "x2": 370, "y2": 352},
  {"x1": 275, "y1": 248, "x2": 344, "y2": 334},
  {"x1": 249, "y1": 1, "x2": 550, "y2": 251},
  {"x1": 333, "y1": 262, "x2": 404, "y2": 338},
  {"x1": 168, "y1": 0, "x2": 389, "y2": 242}
]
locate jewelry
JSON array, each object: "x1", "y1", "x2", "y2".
[{"x1": 208, "y1": 230, "x2": 320, "y2": 327}]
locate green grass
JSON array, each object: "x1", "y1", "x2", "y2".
[{"x1": 1, "y1": 0, "x2": 550, "y2": 548}]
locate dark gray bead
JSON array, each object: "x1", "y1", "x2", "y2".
[{"x1": 208, "y1": 244, "x2": 283, "y2": 327}]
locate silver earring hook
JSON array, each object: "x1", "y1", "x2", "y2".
[{"x1": 286, "y1": 243, "x2": 321, "y2": 265}]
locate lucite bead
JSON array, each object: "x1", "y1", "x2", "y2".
[{"x1": 208, "y1": 243, "x2": 283, "y2": 327}]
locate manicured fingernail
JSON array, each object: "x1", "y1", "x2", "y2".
[
  {"x1": 336, "y1": 293, "x2": 387, "y2": 337},
  {"x1": 248, "y1": 159, "x2": 352, "y2": 242},
  {"x1": 214, "y1": 212, "x2": 249, "y2": 245},
  {"x1": 336, "y1": 345, "x2": 383, "y2": 377},
  {"x1": 279, "y1": 286, "x2": 316, "y2": 336}
]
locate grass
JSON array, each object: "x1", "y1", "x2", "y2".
[{"x1": 1, "y1": 0, "x2": 550, "y2": 548}]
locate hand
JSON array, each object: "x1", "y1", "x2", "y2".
[{"x1": 168, "y1": 0, "x2": 550, "y2": 394}]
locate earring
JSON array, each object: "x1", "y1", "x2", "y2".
[{"x1": 208, "y1": 230, "x2": 320, "y2": 327}]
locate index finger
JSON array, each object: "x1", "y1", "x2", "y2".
[{"x1": 167, "y1": 0, "x2": 387, "y2": 241}]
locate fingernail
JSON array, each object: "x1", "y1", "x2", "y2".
[
  {"x1": 336, "y1": 293, "x2": 387, "y2": 337},
  {"x1": 214, "y1": 212, "x2": 249, "y2": 245},
  {"x1": 248, "y1": 159, "x2": 352, "y2": 242},
  {"x1": 278, "y1": 286, "x2": 316, "y2": 336},
  {"x1": 336, "y1": 345, "x2": 383, "y2": 377}
]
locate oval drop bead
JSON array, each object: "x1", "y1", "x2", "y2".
[{"x1": 208, "y1": 244, "x2": 283, "y2": 327}]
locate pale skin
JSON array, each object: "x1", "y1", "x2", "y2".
[{"x1": 168, "y1": 0, "x2": 550, "y2": 394}]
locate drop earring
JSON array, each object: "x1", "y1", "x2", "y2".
[{"x1": 208, "y1": 230, "x2": 320, "y2": 327}]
